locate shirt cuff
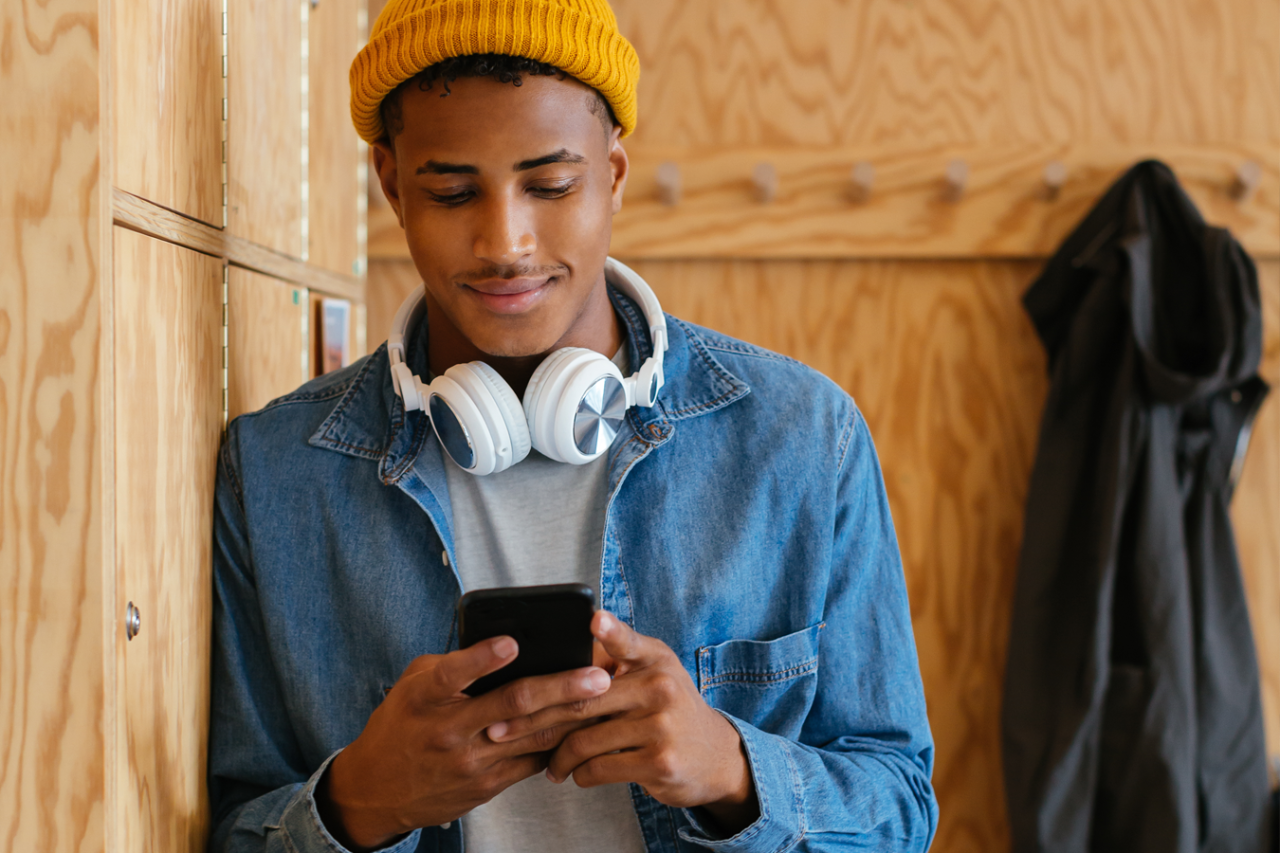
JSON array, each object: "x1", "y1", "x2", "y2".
[
  {"x1": 278, "y1": 750, "x2": 424, "y2": 853},
  {"x1": 678, "y1": 712, "x2": 805, "y2": 852}
]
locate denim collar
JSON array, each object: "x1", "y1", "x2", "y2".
[{"x1": 308, "y1": 285, "x2": 750, "y2": 483}]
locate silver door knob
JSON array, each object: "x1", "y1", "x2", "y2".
[{"x1": 126, "y1": 602, "x2": 140, "y2": 641}]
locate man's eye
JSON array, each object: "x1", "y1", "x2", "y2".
[
  {"x1": 530, "y1": 182, "x2": 575, "y2": 198},
  {"x1": 429, "y1": 190, "x2": 474, "y2": 205}
]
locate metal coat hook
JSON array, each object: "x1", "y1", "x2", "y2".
[
  {"x1": 848, "y1": 161, "x2": 875, "y2": 203},
  {"x1": 656, "y1": 161, "x2": 682, "y2": 206},
  {"x1": 1042, "y1": 160, "x2": 1067, "y2": 201},
  {"x1": 753, "y1": 162, "x2": 778, "y2": 203},
  {"x1": 944, "y1": 159, "x2": 968, "y2": 202},
  {"x1": 1230, "y1": 160, "x2": 1261, "y2": 202}
]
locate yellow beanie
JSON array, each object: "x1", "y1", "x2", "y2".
[{"x1": 349, "y1": 0, "x2": 639, "y2": 144}]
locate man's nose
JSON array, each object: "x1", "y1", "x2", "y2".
[{"x1": 473, "y1": 195, "x2": 536, "y2": 265}]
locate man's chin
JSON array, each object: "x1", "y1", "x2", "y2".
[{"x1": 465, "y1": 332, "x2": 560, "y2": 362}]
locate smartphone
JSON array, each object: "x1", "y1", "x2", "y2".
[{"x1": 456, "y1": 583, "x2": 595, "y2": 697}]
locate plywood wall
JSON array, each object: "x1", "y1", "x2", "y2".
[
  {"x1": 0, "y1": 0, "x2": 106, "y2": 850},
  {"x1": 362, "y1": 1, "x2": 1280, "y2": 850},
  {"x1": 112, "y1": 230, "x2": 224, "y2": 853}
]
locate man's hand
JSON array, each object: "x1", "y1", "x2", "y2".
[
  {"x1": 317, "y1": 636, "x2": 613, "y2": 852},
  {"x1": 487, "y1": 612, "x2": 760, "y2": 836}
]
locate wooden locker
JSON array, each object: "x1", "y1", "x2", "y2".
[
  {"x1": 112, "y1": 0, "x2": 224, "y2": 226},
  {"x1": 309, "y1": 0, "x2": 365, "y2": 278},
  {"x1": 227, "y1": 0, "x2": 304, "y2": 257},
  {"x1": 112, "y1": 228, "x2": 224, "y2": 853},
  {"x1": 227, "y1": 268, "x2": 310, "y2": 421}
]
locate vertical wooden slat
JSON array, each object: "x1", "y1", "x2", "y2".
[
  {"x1": 113, "y1": 229, "x2": 223, "y2": 853},
  {"x1": 227, "y1": 268, "x2": 309, "y2": 421},
  {"x1": 309, "y1": 0, "x2": 364, "y2": 278},
  {"x1": 112, "y1": 0, "x2": 223, "y2": 226},
  {"x1": 0, "y1": 0, "x2": 106, "y2": 850},
  {"x1": 226, "y1": 0, "x2": 304, "y2": 257}
]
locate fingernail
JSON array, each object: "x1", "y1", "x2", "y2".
[
  {"x1": 598, "y1": 612, "x2": 614, "y2": 633},
  {"x1": 545, "y1": 768, "x2": 560, "y2": 783},
  {"x1": 488, "y1": 721, "x2": 508, "y2": 740},
  {"x1": 585, "y1": 669, "x2": 610, "y2": 692},
  {"x1": 493, "y1": 637, "x2": 517, "y2": 658}
]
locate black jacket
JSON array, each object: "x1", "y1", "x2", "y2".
[{"x1": 1002, "y1": 160, "x2": 1273, "y2": 853}]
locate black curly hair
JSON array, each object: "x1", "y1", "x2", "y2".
[{"x1": 380, "y1": 53, "x2": 618, "y2": 142}]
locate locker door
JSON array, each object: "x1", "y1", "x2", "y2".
[
  {"x1": 112, "y1": 228, "x2": 224, "y2": 853},
  {"x1": 309, "y1": 0, "x2": 365, "y2": 277},
  {"x1": 227, "y1": 267, "x2": 309, "y2": 421},
  {"x1": 226, "y1": 0, "x2": 304, "y2": 257},
  {"x1": 112, "y1": 0, "x2": 224, "y2": 225}
]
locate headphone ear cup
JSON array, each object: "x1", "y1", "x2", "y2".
[
  {"x1": 443, "y1": 363, "x2": 518, "y2": 475},
  {"x1": 523, "y1": 348, "x2": 597, "y2": 462},
  {"x1": 524, "y1": 348, "x2": 622, "y2": 464},
  {"x1": 467, "y1": 361, "x2": 531, "y2": 465}
]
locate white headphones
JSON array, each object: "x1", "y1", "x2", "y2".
[{"x1": 388, "y1": 257, "x2": 668, "y2": 476}]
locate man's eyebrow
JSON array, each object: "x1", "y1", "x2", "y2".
[
  {"x1": 416, "y1": 160, "x2": 479, "y2": 175},
  {"x1": 514, "y1": 149, "x2": 587, "y2": 171}
]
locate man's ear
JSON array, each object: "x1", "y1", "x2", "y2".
[
  {"x1": 371, "y1": 140, "x2": 404, "y2": 228},
  {"x1": 608, "y1": 127, "x2": 629, "y2": 216}
]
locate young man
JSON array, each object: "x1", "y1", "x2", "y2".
[{"x1": 208, "y1": 1, "x2": 938, "y2": 851}]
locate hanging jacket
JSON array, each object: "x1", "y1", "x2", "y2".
[{"x1": 1002, "y1": 160, "x2": 1273, "y2": 853}]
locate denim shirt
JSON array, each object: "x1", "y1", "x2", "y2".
[{"x1": 209, "y1": 287, "x2": 939, "y2": 853}]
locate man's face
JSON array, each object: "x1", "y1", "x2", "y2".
[{"x1": 372, "y1": 74, "x2": 628, "y2": 359}]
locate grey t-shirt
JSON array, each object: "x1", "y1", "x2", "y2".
[{"x1": 445, "y1": 349, "x2": 645, "y2": 853}]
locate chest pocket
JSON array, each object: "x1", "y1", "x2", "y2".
[{"x1": 696, "y1": 623, "x2": 823, "y2": 739}]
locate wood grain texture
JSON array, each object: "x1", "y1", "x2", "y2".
[
  {"x1": 111, "y1": 0, "x2": 223, "y2": 226},
  {"x1": 227, "y1": 0, "x2": 303, "y2": 257},
  {"x1": 364, "y1": 259, "x2": 421, "y2": 353},
  {"x1": 228, "y1": 269, "x2": 308, "y2": 421},
  {"x1": 0, "y1": 0, "x2": 105, "y2": 848},
  {"x1": 609, "y1": 144, "x2": 1280, "y2": 260},
  {"x1": 112, "y1": 228, "x2": 223, "y2": 853},
  {"x1": 1234, "y1": 259, "x2": 1280, "y2": 761},
  {"x1": 621, "y1": 258, "x2": 1044, "y2": 852},
  {"x1": 309, "y1": 0, "x2": 364, "y2": 277},
  {"x1": 612, "y1": 0, "x2": 1280, "y2": 148},
  {"x1": 114, "y1": 187, "x2": 365, "y2": 302}
]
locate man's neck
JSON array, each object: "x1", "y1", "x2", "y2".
[{"x1": 424, "y1": 281, "x2": 624, "y2": 399}]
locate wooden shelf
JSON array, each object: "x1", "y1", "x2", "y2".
[{"x1": 113, "y1": 187, "x2": 365, "y2": 302}]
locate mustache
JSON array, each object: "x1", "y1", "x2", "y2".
[{"x1": 457, "y1": 264, "x2": 568, "y2": 284}]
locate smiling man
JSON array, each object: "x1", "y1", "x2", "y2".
[{"x1": 207, "y1": 2, "x2": 938, "y2": 852}]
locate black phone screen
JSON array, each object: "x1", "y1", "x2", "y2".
[{"x1": 456, "y1": 583, "x2": 595, "y2": 696}]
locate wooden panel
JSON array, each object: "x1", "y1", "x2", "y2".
[
  {"x1": 365, "y1": 259, "x2": 421, "y2": 353},
  {"x1": 112, "y1": 0, "x2": 223, "y2": 226},
  {"x1": 309, "y1": 0, "x2": 364, "y2": 277},
  {"x1": 227, "y1": 0, "x2": 303, "y2": 257},
  {"x1": 622, "y1": 256, "x2": 1280, "y2": 849},
  {"x1": 623, "y1": 257, "x2": 1044, "y2": 853},
  {"x1": 228, "y1": 268, "x2": 308, "y2": 421},
  {"x1": 611, "y1": 144, "x2": 1280, "y2": 260},
  {"x1": 113, "y1": 228, "x2": 223, "y2": 853},
  {"x1": 0, "y1": 0, "x2": 105, "y2": 849},
  {"x1": 114, "y1": 188, "x2": 365, "y2": 302},
  {"x1": 1234, "y1": 259, "x2": 1280, "y2": 761},
  {"x1": 612, "y1": 0, "x2": 1280, "y2": 148}
]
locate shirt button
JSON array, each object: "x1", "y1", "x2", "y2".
[
  {"x1": 442, "y1": 550, "x2": 449, "y2": 566},
  {"x1": 441, "y1": 822, "x2": 451, "y2": 830}
]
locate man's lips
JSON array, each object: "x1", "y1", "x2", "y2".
[
  {"x1": 461, "y1": 275, "x2": 558, "y2": 314},
  {"x1": 464, "y1": 276, "x2": 551, "y2": 296}
]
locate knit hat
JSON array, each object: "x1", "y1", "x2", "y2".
[{"x1": 349, "y1": 0, "x2": 640, "y2": 144}]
